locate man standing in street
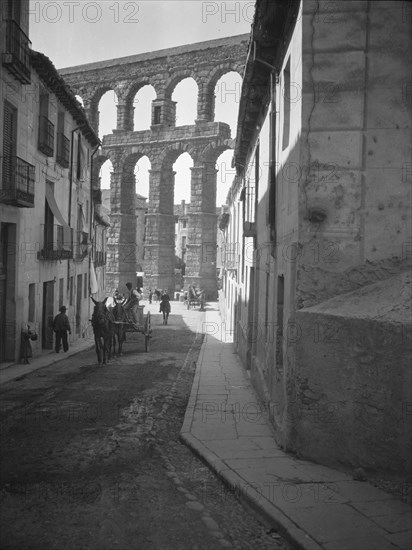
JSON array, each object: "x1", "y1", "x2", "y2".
[{"x1": 53, "y1": 306, "x2": 71, "y2": 353}]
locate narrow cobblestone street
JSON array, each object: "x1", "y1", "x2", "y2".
[{"x1": 0, "y1": 304, "x2": 293, "y2": 550}]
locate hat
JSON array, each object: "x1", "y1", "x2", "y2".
[{"x1": 60, "y1": 306, "x2": 67, "y2": 312}]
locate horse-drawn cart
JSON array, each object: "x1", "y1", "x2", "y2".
[
  {"x1": 114, "y1": 304, "x2": 152, "y2": 352},
  {"x1": 91, "y1": 298, "x2": 152, "y2": 365},
  {"x1": 185, "y1": 286, "x2": 206, "y2": 310}
]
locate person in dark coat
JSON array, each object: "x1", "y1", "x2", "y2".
[{"x1": 53, "y1": 306, "x2": 71, "y2": 353}]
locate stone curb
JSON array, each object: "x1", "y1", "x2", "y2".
[
  {"x1": 180, "y1": 414, "x2": 323, "y2": 550},
  {"x1": 180, "y1": 329, "x2": 323, "y2": 550},
  {"x1": 180, "y1": 431, "x2": 324, "y2": 550}
]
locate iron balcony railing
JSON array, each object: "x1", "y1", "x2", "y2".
[
  {"x1": 56, "y1": 132, "x2": 70, "y2": 168},
  {"x1": 2, "y1": 19, "x2": 31, "y2": 84},
  {"x1": 38, "y1": 116, "x2": 55, "y2": 157},
  {"x1": 38, "y1": 225, "x2": 74, "y2": 261},
  {"x1": 0, "y1": 156, "x2": 35, "y2": 207}
]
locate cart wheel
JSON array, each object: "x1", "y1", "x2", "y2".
[{"x1": 144, "y1": 311, "x2": 151, "y2": 352}]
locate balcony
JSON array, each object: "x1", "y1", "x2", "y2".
[
  {"x1": 38, "y1": 225, "x2": 73, "y2": 261},
  {"x1": 2, "y1": 20, "x2": 31, "y2": 84},
  {"x1": 56, "y1": 132, "x2": 70, "y2": 168},
  {"x1": 38, "y1": 116, "x2": 55, "y2": 157},
  {"x1": 0, "y1": 156, "x2": 35, "y2": 207}
]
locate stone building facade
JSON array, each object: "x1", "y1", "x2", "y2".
[
  {"x1": 0, "y1": 0, "x2": 102, "y2": 362},
  {"x1": 59, "y1": 35, "x2": 249, "y2": 298},
  {"x1": 222, "y1": 0, "x2": 411, "y2": 477}
]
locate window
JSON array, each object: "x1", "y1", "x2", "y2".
[
  {"x1": 182, "y1": 236, "x2": 186, "y2": 249},
  {"x1": 7, "y1": 0, "x2": 22, "y2": 22},
  {"x1": 44, "y1": 195, "x2": 54, "y2": 253},
  {"x1": 76, "y1": 134, "x2": 82, "y2": 180},
  {"x1": 38, "y1": 88, "x2": 54, "y2": 156},
  {"x1": 3, "y1": 0, "x2": 31, "y2": 85},
  {"x1": 28, "y1": 283, "x2": 35, "y2": 323},
  {"x1": 153, "y1": 105, "x2": 161, "y2": 125},
  {"x1": 2, "y1": 101, "x2": 17, "y2": 189},
  {"x1": 76, "y1": 204, "x2": 88, "y2": 258},
  {"x1": 282, "y1": 58, "x2": 291, "y2": 151},
  {"x1": 56, "y1": 111, "x2": 69, "y2": 167},
  {"x1": 2, "y1": 101, "x2": 35, "y2": 207},
  {"x1": 182, "y1": 220, "x2": 187, "y2": 228}
]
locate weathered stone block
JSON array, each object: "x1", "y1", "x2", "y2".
[
  {"x1": 306, "y1": 130, "x2": 363, "y2": 170},
  {"x1": 302, "y1": 12, "x2": 367, "y2": 54}
]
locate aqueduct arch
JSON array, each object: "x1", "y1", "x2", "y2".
[{"x1": 59, "y1": 35, "x2": 249, "y2": 297}]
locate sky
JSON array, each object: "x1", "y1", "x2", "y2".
[{"x1": 29, "y1": 0, "x2": 254, "y2": 205}]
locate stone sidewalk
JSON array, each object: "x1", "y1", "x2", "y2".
[
  {"x1": 181, "y1": 305, "x2": 412, "y2": 550},
  {"x1": 0, "y1": 337, "x2": 94, "y2": 386}
]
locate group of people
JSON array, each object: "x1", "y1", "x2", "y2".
[
  {"x1": 52, "y1": 282, "x2": 205, "y2": 354},
  {"x1": 53, "y1": 282, "x2": 143, "y2": 353},
  {"x1": 187, "y1": 285, "x2": 206, "y2": 311}
]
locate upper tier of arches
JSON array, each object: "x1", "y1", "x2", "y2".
[{"x1": 61, "y1": 34, "x2": 247, "y2": 136}]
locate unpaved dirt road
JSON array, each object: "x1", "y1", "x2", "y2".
[{"x1": 0, "y1": 303, "x2": 294, "y2": 550}]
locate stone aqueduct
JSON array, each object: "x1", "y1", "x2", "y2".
[{"x1": 59, "y1": 35, "x2": 249, "y2": 298}]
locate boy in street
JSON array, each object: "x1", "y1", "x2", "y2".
[{"x1": 53, "y1": 306, "x2": 71, "y2": 353}]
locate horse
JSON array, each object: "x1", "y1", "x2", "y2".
[
  {"x1": 91, "y1": 297, "x2": 114, "y2": 365},
  {"x1": 111, "y1": 299, "x2": 126, "y2": 356},
  {"x1": 159, "y1": 296, "x2": 171, "y2": 325}
]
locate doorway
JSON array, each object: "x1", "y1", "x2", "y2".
[
  {"x1": 0, "y1": 223, "x2": 17, "y2": 362},
  {"x1": 76, "y1": 274, "x2": 82, "y2": 336},
  {"x1": 246, "y1": 266, "x2": 255, "y2": 370},
  {"x1": 42, "y1": 281, "x2": 54, "y2": 349}
]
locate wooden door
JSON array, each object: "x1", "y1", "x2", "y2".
[{"x1": 42, "y1": 281, "x2": 54, "y2": 349}]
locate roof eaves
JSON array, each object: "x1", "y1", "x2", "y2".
[{"x1": 30, "y1": 50, "x2": 100, "y2": 147}]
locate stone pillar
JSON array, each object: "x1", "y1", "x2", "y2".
[
  {"x1": 106, "y1": 163, "x2": 137, "y2": 295},
  {"x1": 143, "y1": 168, "x2": 176, "y2": 292},
  {"x1": 151, "y1": 98, "x2": 176, "y2": 128},
  {"x1": 116, "y1": 101, "x2": 134, "y2": 131},
  {"x1": 184, "y1": 161, "x2": 218, "y2": 299},
  {"x1": 196, "y1": 83, "x2": 214, "y2": 123}
]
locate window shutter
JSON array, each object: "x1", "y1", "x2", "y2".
[{"x1": 3, "y1": 102, "x2": 17, "y2": 188}]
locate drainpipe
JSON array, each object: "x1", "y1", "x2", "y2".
[
  {"x1": 67, "y1": 126, "x2": 83, "y2": 300},
  {"x1": 89, "y1": 144, "x2": 100, "y2": 302},
  {"x1": 270, "y1": 70, "x2": 277, "y2": 246},
  {"x1": 90, "y1": 144, "x2": 100, "y2": 234}
]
